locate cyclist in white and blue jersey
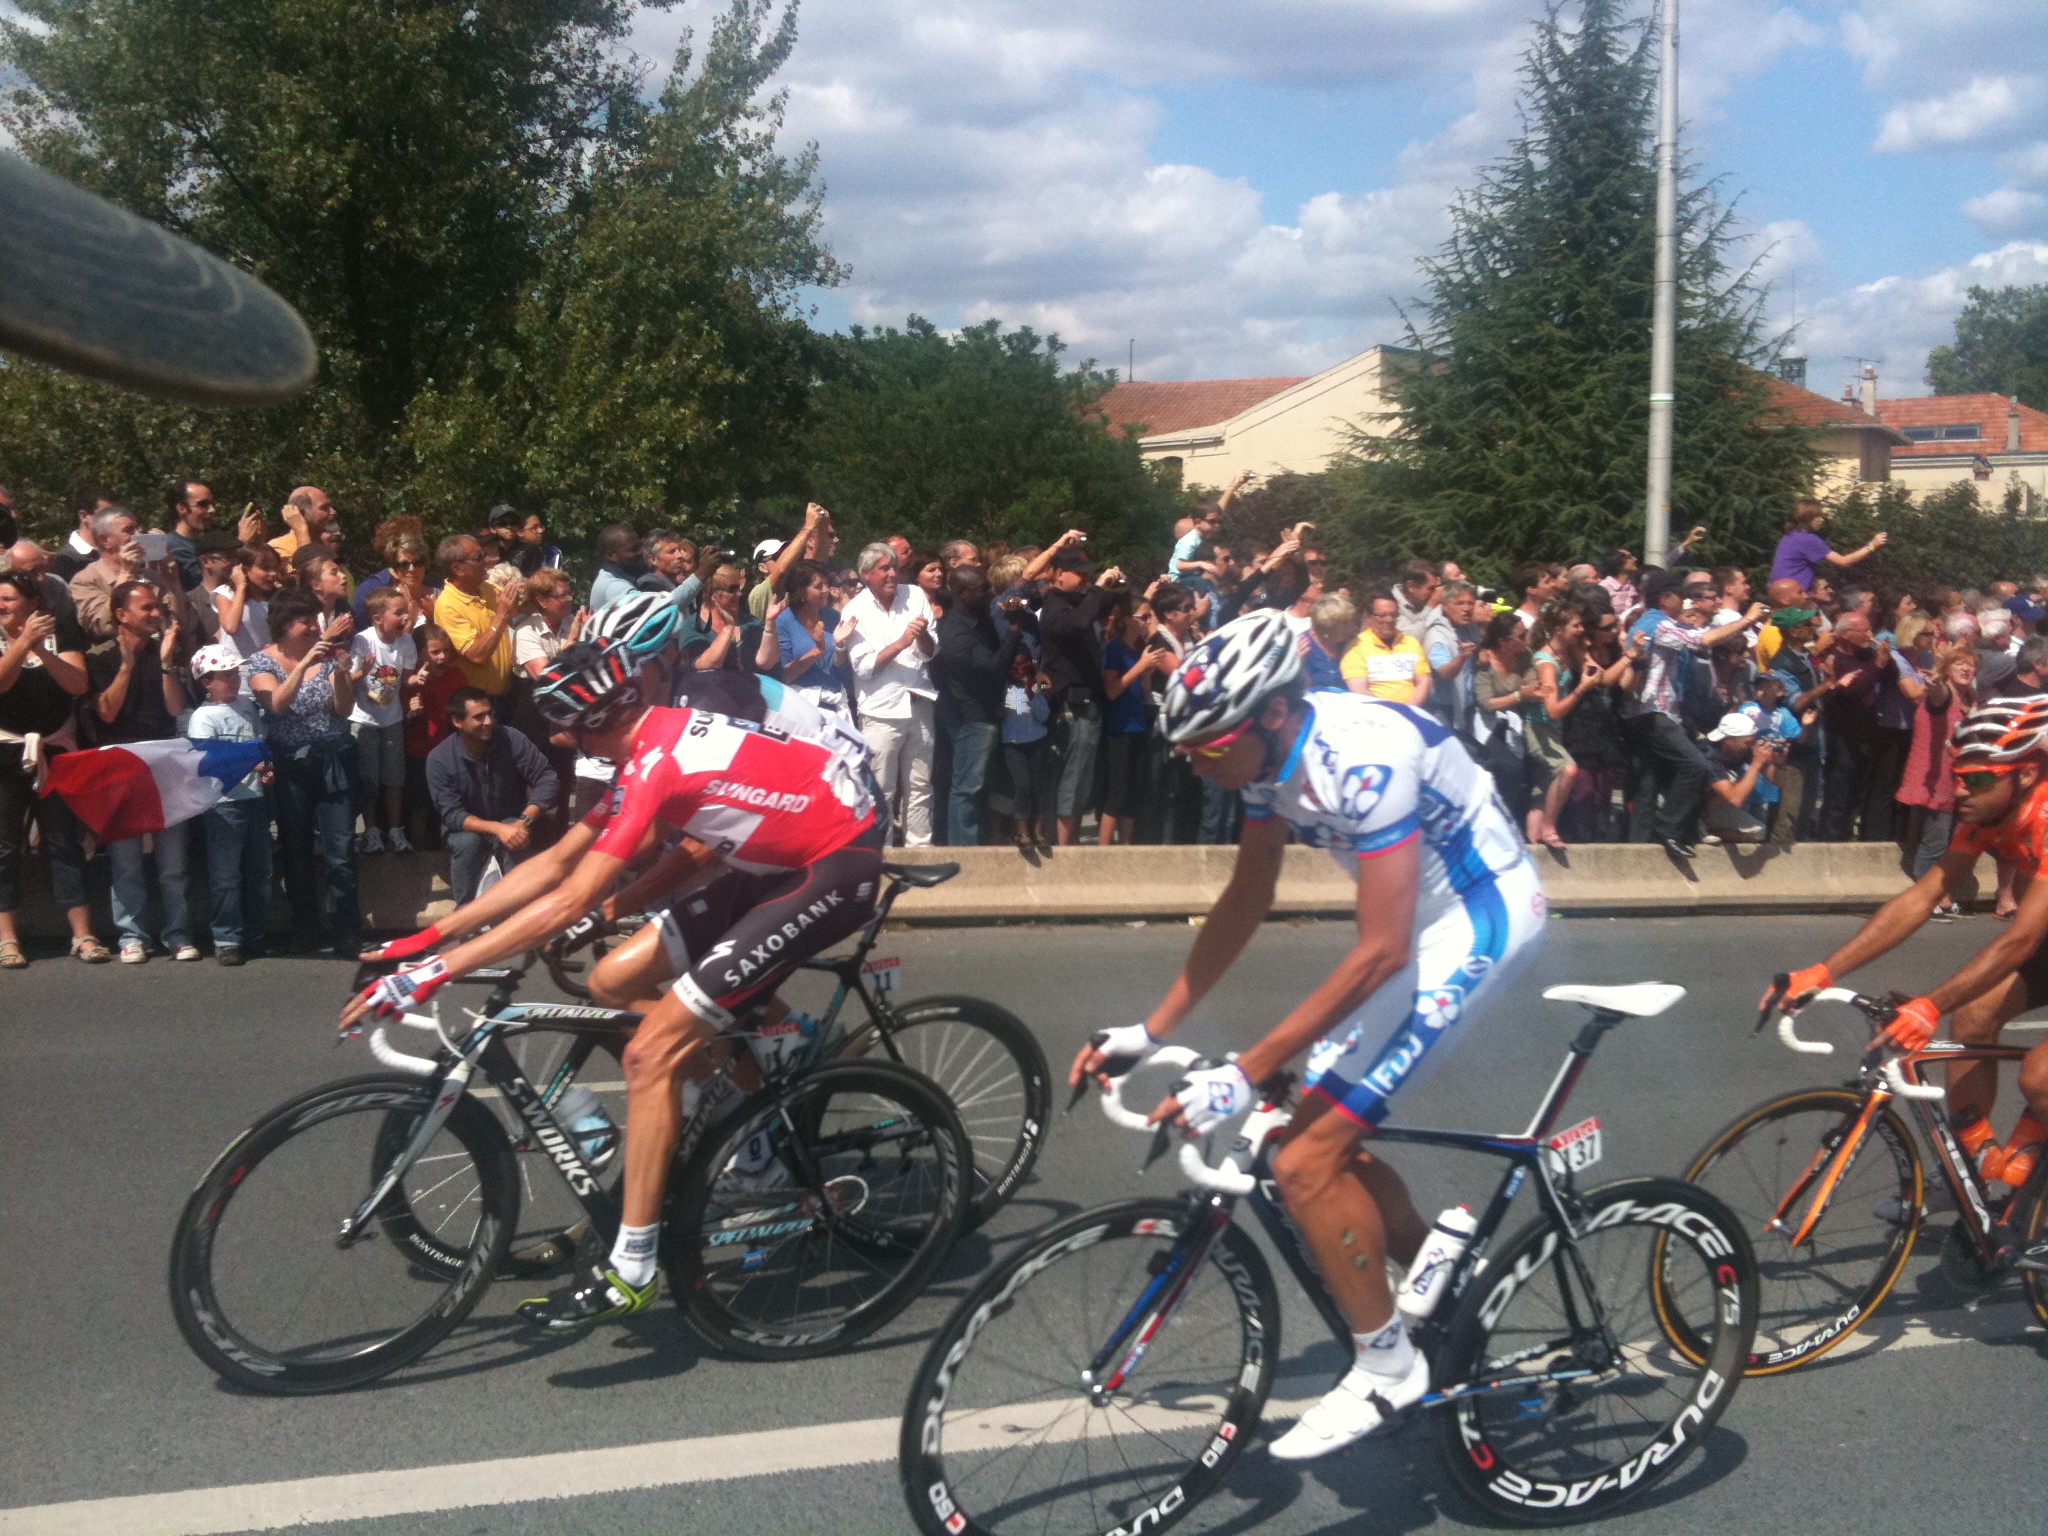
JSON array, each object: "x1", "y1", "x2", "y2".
[{"x1": 1071, "y1": 608, "x2": 1545, "y2": 1461}]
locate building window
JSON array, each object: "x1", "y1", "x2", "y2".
[{"x1": 1902, "y1": 423, "x2": 1983, "y2": 442}]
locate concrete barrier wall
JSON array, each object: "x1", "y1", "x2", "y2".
[{"x1": 9, "y1": 838, "x2": 1932, "y2": 937}]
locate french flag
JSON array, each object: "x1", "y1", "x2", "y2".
[{"x1": 41, "y1": 740, "x2": 269, "y2": 843}]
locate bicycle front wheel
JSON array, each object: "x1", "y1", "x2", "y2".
[
  {"x1": 1435, "y1": 1176, "x2": 1756, "y2": 1526},
  {"x1": 868, "y1": 994, "x2": 1050, "y2": 1228},
  {"x1": 666, "y1": 1059, "x2": 969, "y2": 1360},
  {"x1": 2010, "y1": 1158, "x2": 2048, "y2": 1327},
  {"x1": 1676, "y1": 1087, "x2": 1921, "y2": 1374},
  {"x1": 900, "y1": 1199, "x2": 1277, "y2": 1536},
  {"x1": 169, "y1": 1075, "x2": 518, "y2": 1394}
]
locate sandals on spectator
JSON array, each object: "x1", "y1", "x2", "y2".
[
  {"x1": 70, "y1": 935, "x2": 112, "y2": 964},
  {"x1": 0, "y1": 940, "x2": 25, "y2": 970}
]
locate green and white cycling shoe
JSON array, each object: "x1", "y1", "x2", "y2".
[{"x1": 516, "y1": 1263, "x2": 659, "y2": 1333}]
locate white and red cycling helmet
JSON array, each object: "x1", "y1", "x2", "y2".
[{"x1": 1951, "y1": 698, "x2": 2048, "y2": 765}]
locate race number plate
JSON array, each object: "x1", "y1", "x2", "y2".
[
  {"x1": 863, "y1": 956, "x2": 901, "y2": 993},
  {"x1": 1545, "y1": 1116, "x2": 1603, "y2": 1175}
]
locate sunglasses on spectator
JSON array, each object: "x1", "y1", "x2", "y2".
[
  {"x1": 391, "y1": 559, "x2": 421, "y2": 570},
  {"x1": 1177, "y1": 719, "x2": 1258, "y2": 760}
]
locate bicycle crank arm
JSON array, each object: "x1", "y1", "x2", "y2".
[
  {"x1": 338, "y1": 1059, "x2": 477, "y2": 1245},
  {"x1": 1420, "y1": 1367, "x2": 1602, "y2": 1407}
]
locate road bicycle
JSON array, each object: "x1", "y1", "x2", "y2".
[
  {"x1": 539, "y1": 859, "x2": 1050, "y2": 1230},
  {"x1": 170, "y1": 913, "x2": 976, "y2": 1393},
  {"x1": 1678, "y1": 982, "x2": 2048, "y2": 1377},
  {"x1": 901, "y1": 982, "x2": 1759, "y2": 1535}
]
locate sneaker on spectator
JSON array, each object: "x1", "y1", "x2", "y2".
[
  {"x1": 216, "y1": 944, "x2": 244, "y2": 967},
  {"x1": 118, "y1": 938, "x2": 147, "y2": 964},
  {"x1": 173, "y1": 943, "x2": 202, "y2": 962},
  {"x1": 357, "y1": 827, "x2": 385, "y2": 855},
  {"x1": 1931, "y1": 901, "x2": 1963, "y2": 923},
  {"x1": 386, "y1": 827, "x2": 414, "y2": 854}
]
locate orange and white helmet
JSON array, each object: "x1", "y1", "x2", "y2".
[{"x1": 1950, "y1": 698, "x2": 2048, "y2": 764}]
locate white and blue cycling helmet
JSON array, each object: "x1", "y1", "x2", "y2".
[
  {"x1": 585, "y1": 590, "x2": 684, "y2": 661},
  {"x1": 1158, "y1": 609, "x2": 1305, "y2": 746}
]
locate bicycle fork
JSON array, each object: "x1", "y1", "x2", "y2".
[
  {"x1": 337, "y1": 1056, "x2": 479, "y2": 1246},
  {"x1": 1080, "y1": 1198, "x2": 1233, "y2": 1405}
]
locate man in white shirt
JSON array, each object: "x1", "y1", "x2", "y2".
[{"x1": 843, "y1": 541, "x2": 938, "y2": 845}]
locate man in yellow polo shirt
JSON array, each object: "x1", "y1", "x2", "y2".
[
  {"x1": 1342, "y1": 590, "x2": 1432, "y2": 705},
  {"x1": 432, "y1": 533, "x2": 520, "y2": 697}
]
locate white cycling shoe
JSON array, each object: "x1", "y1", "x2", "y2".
[{"x1": 1268, "y1": 1352, "x2": 1430, "y2": 1462}]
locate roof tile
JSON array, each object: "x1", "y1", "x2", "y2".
[
  {"x1": 1093, "y1": 377, "x2": 1307, "y2": 439},
  {"x1": 1876, "y1": 394, "x2": 2048, "y2": 457}
]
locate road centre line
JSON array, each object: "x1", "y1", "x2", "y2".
[{"x1": 6, "y1": 1308, "x2": 2038, "y2": 1536}]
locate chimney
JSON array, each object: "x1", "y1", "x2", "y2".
[
  {"x1": 1859, "y1": 364, "x2": 1878, "y2": 417},
  {"x1": 2011, "y1": 396, "x2": 2024, "y2": 453}
]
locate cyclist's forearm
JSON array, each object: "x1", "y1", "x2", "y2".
[
  {"x1": 609, "y1": 841, "x2": 713, "y2": 916},
  {"x1": 438, "y1": 869, "x2": 614, "y2": 978},
  {"x1": 435, "y1": 840, "x2": 580, "y2": 942},
  {"x1": 1822, "y1": 876, "x2": 1944, "y2": 979},
  {"x1": 1146, "y1": 866, "x2": 1275, "y2": 1037}
]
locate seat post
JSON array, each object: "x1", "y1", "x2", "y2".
[{"x1": 1570, "y1": 1010, "x2": 1622, "y2": 1055}]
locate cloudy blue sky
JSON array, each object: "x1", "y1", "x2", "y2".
[{"x1": 632, "y1": 0, "x2": 2048, "y2": 403}]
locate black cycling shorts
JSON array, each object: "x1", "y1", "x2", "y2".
[
  {"x1": 654, "y1": 821, "x2": 885, "y2": 1026},
  {"x1": 2017, "y1": 938, "x2": 2048, "y2": 1011}
]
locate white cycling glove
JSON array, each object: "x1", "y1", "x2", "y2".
[
  {"x1": 355, "y1": 956, "x2": 450, "y2": 1021},
  {"x1": 1091, "y1": 1022, "x2": 1161, "y2": 1067},
  {"x1": 1173, "y1": 1060, "x2": 1255, "y2": 1136}
]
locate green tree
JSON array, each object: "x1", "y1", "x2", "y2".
[
  {"x1": 802, "y1": 317, "x2": 1177, "y2": 560},
  {"x1": 1348, "y1": 0, "x2": 1815, "y2": 581},
  {"x1": 1825, "y1": 480, "x2": 2048, "y2": 593},
  {"x1": 1927, "y1": 285, "x2": 2048, "y2": 410}
]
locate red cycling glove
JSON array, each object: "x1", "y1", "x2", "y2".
[
  {"x1": 1881, "y1": 996, "x2": 1940, "y2": 1054},
  {"x1": 1761, "y1": 962, "x2": 1832, "y2": 1016},
  {"x1": 356, "y1": 956, "x2": 451, "y2": 1020},
  {"x1": 366, "y1": 924, "x2": 444, "y2": 962}
]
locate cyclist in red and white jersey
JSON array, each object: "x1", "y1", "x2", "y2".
[
  {"x1": 1775, "y1": 699, "x2": 2048, "y2": 1247},
  {"x1": 342, "y1": 639, "x2": 887, "y2": 1329}
]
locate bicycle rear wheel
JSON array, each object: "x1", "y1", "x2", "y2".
[
  {"x1": 169, "y1": 1075, "x2": 518, "y2": 1394},
  {"x1": 1435, "y1": 1176, "x2": 1756, "y2": 1526},
  {"x1": 666, "y1": 1059, "x2": 969, "y2": 1360},
  {"x1": 866, "y1": 994, "x2": 1050, "y2": 1229},
  {"x1": 2011, "y1": 1159, "x2": 2048, "y2": 1327},
  {"x1": 1675, "y1": 1087, "x2": 1920, "y2": 1374},
  {"x1": 900, "y1": 1199, "x2": 1276, "y2": 1536}
]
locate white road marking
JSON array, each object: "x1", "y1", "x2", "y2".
[{"x1": 4, "y1": 1308, "x2": 2038, "y2": 1536}]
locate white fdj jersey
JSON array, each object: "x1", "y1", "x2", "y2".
[
  {"x1": 1241, "y1": 692, "x2": 1528, "y2": 901},
  {"x1": 1242, "y1": 692, "x2": 1547, "y2": 1127}
]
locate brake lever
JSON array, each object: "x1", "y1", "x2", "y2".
[
  {"x1": 1755, "y1": 973, "x2": 1790, "y2": 1034},
  {"x1": 1143, "y1": 1122, "x2": 1173, "y2": 1172},
  {"x1": 1065, "y1": 1039, "x2": 1145, "y2": 1115}
]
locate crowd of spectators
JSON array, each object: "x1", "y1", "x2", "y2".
[{"x1": 0, "y1": 473, "x2": 2036, "y2": 969}]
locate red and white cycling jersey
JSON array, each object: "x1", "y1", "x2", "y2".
[{"x1": 583, "y1": 706, "x2": 876, "y2": 872}]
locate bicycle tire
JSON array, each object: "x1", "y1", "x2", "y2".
[
  {"x1": 665, "y1": 1058, "x2": 969, "y2": 1360},
  {"x1": 866, "y1": 994, "x2": 1050, "y2": 1229},
  {"x1": 169, "y1": 1074, "x2": 519, "y2": 1394},
  {"x1": 900, "y1": 1198, "x2": 1276, "y2": 1536},
  {"x1": 1435, "y1": 1176, "x2": 1756, "y2": 1526},
  {"x1": 2011, "y1": 1158, "x2": 2048, "y2": 1328},
  {"x1": 1675, "y1": 1087, "x2": 1920, "y2": 1375},
  {"x1": 374, "y1": 1024, "x2": 628, "y2": 1281}
]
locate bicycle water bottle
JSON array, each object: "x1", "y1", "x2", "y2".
[
  {"x1": 555, "y1": 1085, "x2": 619, "y2": 1171},
  {"x1": 1396, "y1": 1205, "x2": 1478, "y2": 1323}
]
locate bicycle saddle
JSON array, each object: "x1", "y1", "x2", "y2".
[
  {"x1": 1542, "y1": 982, "x2": 1686, "y2": 1018},
  {"x1": 883, "y1": 861, "x2": 959, "y2": 888}
]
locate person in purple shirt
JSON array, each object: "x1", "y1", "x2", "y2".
[{"x1": 1768, "y1": 500, "x2": 1887, "y2": 592}]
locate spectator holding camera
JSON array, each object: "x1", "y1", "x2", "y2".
[
  {"x1": 250, "y1": 586, "x2": 359, "y2": 954},
  {"x1": 933, "y1": 563, "x2": 1029, "y2": 846},
  {"x1": 426, "y1": 687, "x2": 560, "y2": 904},
  {"x1": 1696, "y1": 713, "x2": 1776, "y2": 844},
  {"x1": 349, "y1": 587, "x2": 417, "y2": 854},
  {"x1": 1036, "y1": 536, "x2": 1124, "y2": 845},
  {"x1": 71, "y1": 505, "x2": 192, "y2": 643}
]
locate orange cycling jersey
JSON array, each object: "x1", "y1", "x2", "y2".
[{"x1": 1951, "y1": 779, "x2": 2048, "y2": 879}]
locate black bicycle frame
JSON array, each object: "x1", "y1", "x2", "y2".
[{"x1": 1084, "y1": 1009, "x2": 1633, "y2": 1404}]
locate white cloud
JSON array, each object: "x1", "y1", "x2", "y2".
[
  {"x1": 1964, "y1": 188, "x2": 2048, "y2": 239},
  {"x1": 1873, "y1": 75, "x2": 2031, "y2": 154}
]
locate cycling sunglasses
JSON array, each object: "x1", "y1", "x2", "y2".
[
  {"x1": 1955, "y1": 765, "x2": 2020, "y2": 794},
  {"x1": 1178, "y1": 719, "x2": 1257, "y2": 760}
]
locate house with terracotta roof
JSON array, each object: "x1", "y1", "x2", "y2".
[
  {"x1": 1094, "y1": 345, "x2": 1413, "y2": 490},
  {"x1": 1874, "y1": 392, "x2": 2048, "y2": 511},
  {"x1": 1098, "y1": 343, "x2": 1904, "y2": 498}
]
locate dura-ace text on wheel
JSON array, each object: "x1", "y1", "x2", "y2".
[
  {"x1": 169, "y1": 1075, "x2": 518, "y2": 1394},
  {"x1": 1677, "y1": 1087, "x2": 1921, "y2": 1374},
  {"x1": 666, "y1": 1059, "x2": 970, "y2": 1360},
  {"x1": 1435, "y1": 1177, "x2": 1755, "y2": 1525},
  {"x1": 901, "y1": 1199, "x2": 1277, "y2": 1536}
]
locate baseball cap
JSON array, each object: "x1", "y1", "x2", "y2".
[
  {"x1": 1759, "y1": 669, "x2": 1798, "y2": 693},
  {"x1": 1049, "y1": 546, "x2": 1094, "y2": 573},
  {"x1": 753, "y1": 537, "x2": 785, "y2": 562},
  {"x1": 0, "y1": 152, "x2": 315, "y2": 406},
  {"x1": 1706, "y1": 712, "x2": 1758, "y2": 741},
  {"x1": 2005, "y1": 594, "x2": 2046, "y2": 624},
  {"x1": 1769, "y1": 605, "x2": 1818, "y2": 628}
]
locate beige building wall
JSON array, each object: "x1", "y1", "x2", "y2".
[
  {"x1": 1139, "y1": 346, "x2": 1408, "y2": 490},
  {"x1": 1887, "y1": 458, "x2": 2048, "y2": 509}
]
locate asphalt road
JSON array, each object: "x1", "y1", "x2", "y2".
[{"x1": 1, "y1": 913, "x2": 2044, "y2": 1536}]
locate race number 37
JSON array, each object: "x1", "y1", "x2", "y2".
[{"x1": 1545, "y1": 1116, "x2": 1602, "y2": 1175}]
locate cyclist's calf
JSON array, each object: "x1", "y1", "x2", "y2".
[{"x1": 1270, "y1": 1106, "x2": 1425, "y2": 1330}]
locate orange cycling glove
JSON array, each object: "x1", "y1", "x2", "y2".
[
  {"x1": 1761, "y1": 963, "x2": 1832, "y2": 1016},
  {"x1": 1881, "y1": 996, "x2": 1940, "y2": 1054}
]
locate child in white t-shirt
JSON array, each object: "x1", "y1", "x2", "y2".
[
  {"x1": 349, "y1": 587, "x2": 419, "y2": 854},
  {"x1": 186, "y1": 647, "x2": 273, "y2": 964}
]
